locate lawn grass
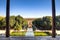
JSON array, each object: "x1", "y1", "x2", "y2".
[
  {"x1": 34, "y1": 31, "x2": 48, "y2": 36},
  {"x1": 10, "y1": 31, "x2": 26, "y2": 36},
  {"x1": 10, "y1": 31, "x2": 51, "y2": 36}
]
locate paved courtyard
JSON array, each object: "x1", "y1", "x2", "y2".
[{"x1": 0, "y1": 36, "x2": 60, "y2": 40}]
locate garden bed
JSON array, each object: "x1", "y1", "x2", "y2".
[{"x1": 10, "y1": 31, "x2": 51, "y2": 36}]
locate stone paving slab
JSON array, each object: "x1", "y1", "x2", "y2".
[{"x1": 0, "y1": 36, "x2": 60, "y2": 40}]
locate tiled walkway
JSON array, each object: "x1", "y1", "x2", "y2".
[{"x1": 0, "y1": 36, "x2": 60, "y2": 40}]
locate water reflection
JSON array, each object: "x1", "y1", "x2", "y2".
[{"x1": 25, "y1": 27, "x2": 34, "y2": 36}]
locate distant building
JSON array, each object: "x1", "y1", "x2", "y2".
[{"x1": 24, "y1": 18, "x2": 36, "y2": 27}]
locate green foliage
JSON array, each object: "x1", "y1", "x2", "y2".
[
  {"x1": 32, "y1": 16, "x2": 52, "y2": 30},
  {"x1": 1, "y1": 15, "x2": 60, "y2": 30},
  {"x1": 56, "y1": 16, "x2": 60, "y2": 30},
  {"x1": 0, "y1": 15, "x2": 28, "y2": 30},
  {"x1": 0, "y1": 16, "x2": 4, "y2": 20},
  {"x1": 22, "y1": 19, "x2": 28, "y2": 30},
  {"x1": 34, "y1": 32, "x2": 50, "y2": 36},
  {"x1": 0, "y1": 18, "x2": 6, "y2": 29},
  {"x1": 13, "y1": 15, "x2": 27, "y2": 30},
  {"x1": 14, "y1": 22, "x2": 20, "y2": 30},
  {"x1": 9, "y1": 16, "x2": 16, "y2": 28},
  {"x1": 32, "y1": 16, "x2": 60, "y2": 30},
  {"x1": 10, "y1": 31, "x2": 26, "y2": 36},
  {"x1": 10, "y1": 31, "x2": 50, "y2": 36}
]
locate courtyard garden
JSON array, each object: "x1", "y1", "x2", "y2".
[{"x1": 0, "y1": 15, "x2": 60, "y2": 36}]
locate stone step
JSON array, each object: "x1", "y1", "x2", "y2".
[{"x1": 0, "y1": 36, "x2": 60, "y2": 40}]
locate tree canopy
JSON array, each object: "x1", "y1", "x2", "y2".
[
  {"x1": 0, "y1": 15, "x2": 60, "y2": 30},
  {"x1": 0, "y1": 15, "x2": 28, "y2": 30},
  {"x1": 32, "y1": 16, "x2": 60, "y2": 30}
]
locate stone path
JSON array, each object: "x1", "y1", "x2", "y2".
[
  {"x1": 25, "y1": 28, "x2": 34, "y2": 36},
  {"x1": 0, "y1": 36, "x2": 60, "y2": 40}
]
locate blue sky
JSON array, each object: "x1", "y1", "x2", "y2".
[{"x1": 0, "y1": 0, "x2": 60, "y2": 18}]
